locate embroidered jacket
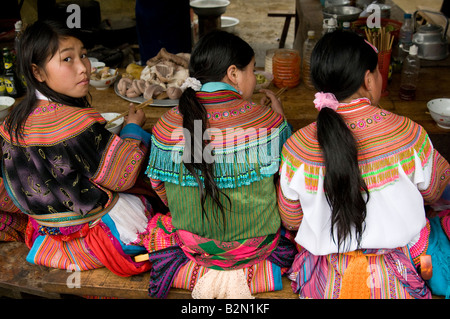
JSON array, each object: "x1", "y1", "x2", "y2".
[
  {"x1": 0, "y1": 100, "x2": 151, "y2": 227},
  {"x1": 146, "y1": 88, "x2": 291, "y2": 241},
  {"x1": 278, "y1": 98, "x2": 450, "y2": 255}
]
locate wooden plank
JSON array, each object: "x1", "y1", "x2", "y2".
[
  {"x1": 0, "y1": 241, "x2": 444, "y2": 299},
  {"x1": 42, "y1": 264, "x2": 297, "y2": 299},
  {"x1": 267, "y1": 12, "x2": 296, "y2": 18},
  {"x1": 0, "y1": 242, "x2": 62, "y2": 299}
]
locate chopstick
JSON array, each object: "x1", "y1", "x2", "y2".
[
  {"x1": 364, "y1": 26, "x2": 394, "y2": 52},
  {"x1": 105, "y1": 98, "x2": 154, "y2": 125},
  {"x1": 264, "y1": 87, "x2": 288, "y2": 107}
]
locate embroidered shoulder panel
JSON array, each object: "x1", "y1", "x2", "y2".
[
  {"x1": 146, "y1": 97, "x2": 291, "y2": 188},
  {"x1": 281, "y1": 106, "x2": 432, "y2": 192},
  {"x1": 0, "y1": 101, "x2": 105, "y2": 146}
]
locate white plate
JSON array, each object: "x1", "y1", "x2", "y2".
[{"x1": 114, "y1": 78, "x2": 179, "y2": 107}]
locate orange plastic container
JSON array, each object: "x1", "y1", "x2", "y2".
[{"x1": 272, "y1": 49, "x2": 301, "y2": 88}]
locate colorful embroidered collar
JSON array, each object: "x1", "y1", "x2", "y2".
[
  {"x1": 146, "y1": 89, "x2": 291, "y2": 188},
  {"x1": 281, "y1": 100, "x2": 432, "y2": 192}
]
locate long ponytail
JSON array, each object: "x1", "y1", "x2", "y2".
[
  {"x1": 317, "y1": 108, "x2": 369, "y2": 250},
  {"x1": 178, "y1": 30, "x2": 255, "y2": 231},
  {"x1": 311, "y1": 30, "x2": 378, "y2": 250},
  {"x1": 178, "y1": 87, "x2": 228, "y2": 227}
]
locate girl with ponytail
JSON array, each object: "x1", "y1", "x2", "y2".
[
  {"x1": 145, "y1": 30, "x2": 295, "y2": 298},
  {"x1": 278, "y1": 30, "x2": 450, "y2": 299}
]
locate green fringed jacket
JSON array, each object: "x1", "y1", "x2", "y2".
[{"x1": 146, "y1": 83, "x2": 291, "y2": 241}]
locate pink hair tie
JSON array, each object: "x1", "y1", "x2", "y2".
[
  {"x1": 364, "y1": 39, "x2": 379, "y2": 53},
  {"x1": 313, "y1": 92, "x2": 339, "y2": 112}
]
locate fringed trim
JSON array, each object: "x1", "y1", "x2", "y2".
[
  {"x1": 146, "y1": 122, "x2": 291, "y2": 188},
  {"x1": 281, "y1": 126, "x2": 432, "y2": 193}
]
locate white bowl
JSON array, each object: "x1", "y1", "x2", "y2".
[
  {"x1": 0, "y1": 96, "x2": 15, "y2": 121},
  {"x1": 190, "y1": 0, "x2": 230, "y2": 16},
  {"x1": 91, "y1": 61, "x2": 106, "y2": 71},
  {"x1": 427, "y1": 98, "x2": 450, "y2": 129},
  {"x1": 90, "y1": 68, "x2": 118, "y2": 90},
  {"x1": 221, "y1": 16, "x2": 239, "y2": 33},
  {"x1": 254, "y1": 70, "x2": 274, "y2": 92},
  {"x1": 101, "y1": 112, "x2": 124, "y2": 135}
]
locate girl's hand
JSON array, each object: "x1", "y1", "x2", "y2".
[
  {"x1": 124, "y1": 103, "x2": 147, "y2": 127},
  {"x1": 259, "y1": 89, "x2": 286, "y2": 118}
]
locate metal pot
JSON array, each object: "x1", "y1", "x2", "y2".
[
  {"x1": 413, "y1": 10, "x2": 449, "y2": 60},
  {"x1": 322, "y1": 6, "x2": 362, "y2": 23}
]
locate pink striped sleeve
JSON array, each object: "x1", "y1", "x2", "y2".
[
  {"x1": 277, "y1": 183, "x2": 303, "y2": 230},
  {"x1": 150, "y1": 178, "x2": 168, "y2": 206},
  {"x1": 0, "y1": 178, "x2": 20, "y2": 213},
  {"x1": 92, "y1": 135, "x2": 146, "y2": 192},
  {"x1": 420, "y1": 150, "x2": 450, "y2": 204}
]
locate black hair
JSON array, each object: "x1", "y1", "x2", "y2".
[
  {"x1": 310, "y1": 30, "x2": 378, "y2": 251},
  {"x1": 178, "y1": 30, "x2": 255, "y2": 231},
  {"x1": 5, "y1": 20, "x2": 91, "y2": 143}
]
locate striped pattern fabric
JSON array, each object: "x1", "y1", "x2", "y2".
[
  {"x1": 0, "y1": 178, "x2": 20, "y2": 213},
  {"x1": 176, "y1": 228, "x2": 280, "y2": 270},
  {"x1": 288, "y1": 246, "x2": 431, "y2": 299},
  {"x1": 164, "y1": 177, "x2": 280, "y2": 241},
  {"x1": 172, "y1": 259, "x2": 281, "y2": 294},
  {"x1": 420, "y1": 152, "x2": 450, "y2": 204},
  {"x1": 0, "y1": 101, "x2": 105, "y2": 146},
  {"x1": 408, "y1": 219, "x2": 431, "y2": 266},
  {"x1": 150, "y1": 179, "x2": 168, "y2": 206},
  {"x1": 26, "y1": 234, "x2": 103, "y2": 270},
  {"x1": 441, "y1": 209, "x2": 450, "y2": 240},
  {"x1": 281, "y1": 98, "x2": 435, "y2": 193},
  {"x1": 142, "y1": 210, "x2": 290, "y2": 296},
  {"x1": 0, "y1": 177, "x2": 26, "y2": 242},
  {"x1": 142, "y1": 213, "x2": 177, "y2": 253},
  {"x1": 0, "y1": 211, "x2": 27, "y2": 242},
  {"x1": 277, "y1": 183, "x2": 303, "y2": 230},
  {"x1": 91, "y1": 136, "x2": 145, "y2": 192}
]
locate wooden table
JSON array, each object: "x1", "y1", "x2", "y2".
[{"x1": 90, "y1": 64, "x2": 450, "y2": 160}]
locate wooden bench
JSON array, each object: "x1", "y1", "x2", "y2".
[
  {"x1": 0, "y1": 241, "x2": 297, "y2": 299},
  {"x1": 0, "y1": 241, "x2": 444, "y2": 299},
  {"x1": 267, "y1": 10, "x2": 298, "y2": 48}
]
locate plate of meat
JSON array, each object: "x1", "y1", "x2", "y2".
[
  {"x1": 114, "y1": 77, "x2": 179, "y2": 107},
  {"x1": 114, "y1": 48, "x2": 191, "y2": 107}
]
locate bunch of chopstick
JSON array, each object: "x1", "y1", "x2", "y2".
[
  {"x1": 264, "y1": 87, "x2": 288, "y2": 107},
  {"x1": 105, "y1": 98, "x2": 154, "y2": 126},
  {"x1": 364, "y1": 27, "x2": 394, "y2": 52}
]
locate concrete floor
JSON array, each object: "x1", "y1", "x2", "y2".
[{"x1": 219, "y1": 0, "x2": 296, "y2": 67}]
